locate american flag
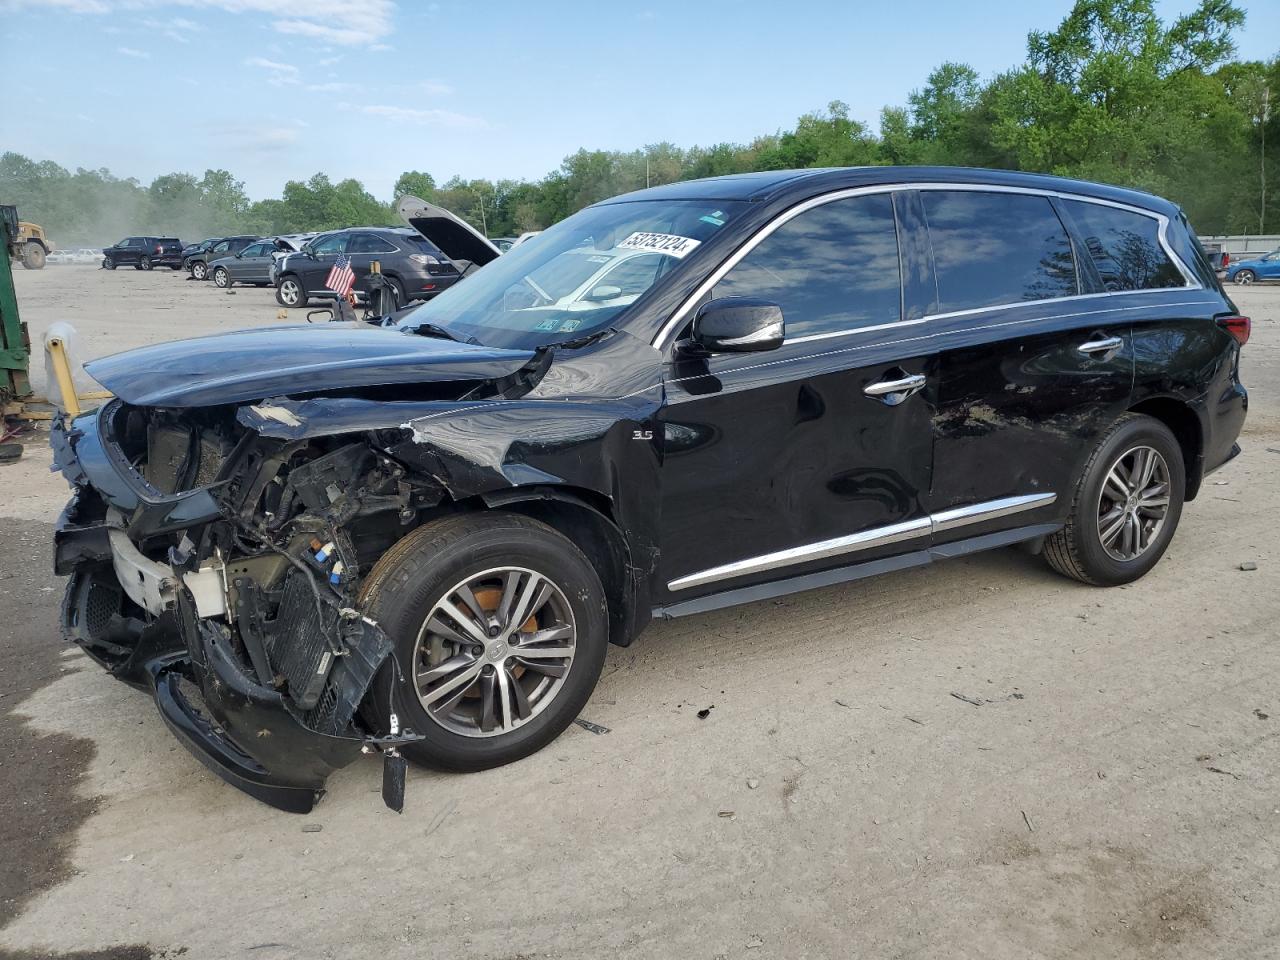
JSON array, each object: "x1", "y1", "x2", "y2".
[{"x1": 324, "y1": 253, "x2": 356, "y2": 298}]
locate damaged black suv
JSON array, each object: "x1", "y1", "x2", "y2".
[{"x1": 53, "y1": 168, "x2": 1248, "y2": 814}]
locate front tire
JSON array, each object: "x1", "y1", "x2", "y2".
[
  {"x1": 362, "y1": 513, "x2": 609, "y2": 772},
  {"x1": 276, "y1": 275, "x2": 304, "y2": 307},
  {"x1": 1233, "y1": 269, "x2": 1256, "y2": 285},
  {"x1": 1044, "y1": 414, "x2": 1185, "y2": 586},
  {"x1": 212, "y1": 266, "x2": 230, "y2": 288},
  {"x1": 21, "y1": 242, "x2": 45, "y2": 269},
  {"x1": 191, "y1": 261, "x2": 208, "y2": 281},
  {"x1": 103, "y1": 256, "x2": 116, "y2": 270}
]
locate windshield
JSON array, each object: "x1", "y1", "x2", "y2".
[{"x1": 399, "y1": 199, "x2": 744, "y2": 348}]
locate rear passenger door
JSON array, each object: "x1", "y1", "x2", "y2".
[
  {"x1": 233, "y1": 242, "x2": 273, "y2": 282},
  {"x1": 346, "y1": 232, "x2": 400, "y2": 294},
  {"x1": 920, "y1": 189, "x2": 1138, "y2": 541},
  {"x1": 657, "y1": 192, "x2": 938, "y2": 599}
]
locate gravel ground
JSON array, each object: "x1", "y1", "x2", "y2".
[{"x1": 1, "y1": 267, "x2": 1278, "y2": 960}]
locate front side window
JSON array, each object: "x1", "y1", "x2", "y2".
[
  {"x1": 309, "y1": 234, "x2": 347, "y2": 256},
  {"x1": 923, "y1": 191, "x2": 1078, "y2": 312},
  {"x1": 713, "y1": 193, "x2": 902, "y2": 338},
  {"x1": 400, "y1": 199, "x2": 745, "y2": 349},
  {"x1": 1061, "y1": 199, "x2": 1185, "y2": 291}
]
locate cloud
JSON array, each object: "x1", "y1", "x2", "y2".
[
  {"x1": 215, "y1": 122, "x2": 301, "y2": 154},
  {"x1": 142, "y1": 15, "x2": 199, "y2": 42},
  {"x1": 357, "y1": 104, "x2": 486, "y2": 129},
  {"x1": 116, "y1": 46, "x2": 150, "y2": 58},
  {"x1": 421, "y1": 80, "x2": 453, "y2": 96},
  {"x1": 244, "y1": 56, "x2": 300, "y2": 85},
  {"x1": 17, "y1": 0, "x2": 397, "y2": 48}
]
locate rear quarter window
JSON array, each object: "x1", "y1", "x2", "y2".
[
  {"x1": 922, "y1": 191, "x2": 1078, "y2": 313},
  {"x1": 1060, "y1": 199, "x2": 1185, "y2": 292}
]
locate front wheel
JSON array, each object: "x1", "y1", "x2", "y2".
[
  {"x1": 139, "y1": 256, "x2": 152, "y2": 271},
  {"x1": 191, "y1": 261, "x2": 208, "y2": 281},
  {"x1": 1044, "y1": 413, "x2": 1185, "y2": 586},
  {"x1": 275, "y1": 275, "x2": 304, "y2": 307},
  {"x1": 212, "y1": 266, "x2": 230, "y2": 288},
  {"x1": 362, "y1": 513, "x2": 609, "y2": 772},
  {"x1": 1233, "y1": 269, "x2": 1256, "y2": 285},
  {"x1": 103, "y1": 256, "x2": 116, "y2": 270},
  {"x1": 21, "y1": 242, "x2": 45, "y2": 269}
]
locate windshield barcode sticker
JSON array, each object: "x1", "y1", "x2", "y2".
[{"x1": 616, "y1": 232, "x2": 702, "y2": 258}]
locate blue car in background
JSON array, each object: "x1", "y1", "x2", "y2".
[{"x1": 1227, "y1": 248, "x2": 1280, "y2": 285}]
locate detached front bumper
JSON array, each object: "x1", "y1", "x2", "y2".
[{"x1": 53, "y1": 408, "x2": 414, "y2": 813}]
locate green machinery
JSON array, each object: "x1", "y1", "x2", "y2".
[{"x1": 0, "y1": 234, "x2": 31, "y2": 405}]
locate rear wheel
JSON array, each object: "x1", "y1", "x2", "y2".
[
  {"x1": 212, "y1": 266, "x2": 230, "y2": 288},
  {"x1": 276, "y1": 275, "x2": 304, "y2": 307},
  {"x1": 362, "y1": 513, "x2": 609, "y2": 772},
  {"x1": 139, "y1": 256, "x2": 152, "y2": 271},
  {"x1": 191, "y1": 261, "x2": 208, "y2": 281},
  {"x1": 21, "y1": 242, "x2": 45, "y2": 269},
  {"x1": 1233, "y1": 269, "x2": 1256, "y2": 285},
  {"x1": 1044, "y1": 414, "x2": 1185, "y2": 586}
]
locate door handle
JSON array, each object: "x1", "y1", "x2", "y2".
[
  {"x1": 1077, "y1": 336, "x2": 1123, "y2": 357},
  {"x1": 864, "y1": 373, "x2": 927, "y2": 404}
]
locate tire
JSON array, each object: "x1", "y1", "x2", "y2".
[
  {"x1": 362, "y1": 512, "x2": 609, "y2": 772},
  {"x1": 21, "y1": 242, "x2": 45, "y2": 269},
  {"x1": 212, "y1": 267, "x2": 230, "y2": 288},
  {"x1": 275, "y1": 275, "x2": 304, "y2": 307},
  {"x1": 387, "y1": 277, "x2": 406, "y2": 311},
  {"x1": 1044, "y1": 413, "x2": 1185, "y2": 586},
  {"x1": 1233, "y1": 269, "x2": 1256, "y2": 285},
  {"x1": 140, "y1": 256, "x2": 152, "y2": 271},
  {"x1": 103, "y1": 256, "x2": 116, "y2": 270},
  {"x1": 191, "y1": 261, "x2": 208, "y2": 281}
]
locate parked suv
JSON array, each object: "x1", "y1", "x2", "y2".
[
  {"x1": 180, "y1": 238, "x2": 220, "y2": 275},
  {"x1": 52, "y1": 167, "x2": 1248, "y2": 814},
  {"x1": 187, "y1": 235, "x2": 259, "y2": 280},
  {"x1": 101, "y1": 237, "x2": 184, "y2": 270},
  {"x1": 207, "y1": 239, "x2": 277, "y2": 288},
  {"x1": 274, "y1": 227, "x2": 460, "y2": 310}
]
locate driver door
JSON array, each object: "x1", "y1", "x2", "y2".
[{"x1": 657, "y1": 191, "x2": 937, "y2": 601}]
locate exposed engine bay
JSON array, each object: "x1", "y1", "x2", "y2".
[{"x1": 55, "y1": 399, "x2": 458, "y2": 812}]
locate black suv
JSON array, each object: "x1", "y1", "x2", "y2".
[
  {"x1": 187, "y1": 235, "x2": 259, "y2": 280},
  {"x1": 52, "y1": 167, "x2": 1248, "y2": 814},
  {"x1": 274, "y1": 227, "x2": 460, "y2": 310},
  {"x1": 101, "y1": 237, "x2": 184, "y2": 270}
]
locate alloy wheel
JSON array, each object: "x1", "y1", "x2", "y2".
[
  {"x1": 412, "y1": 566, "x2": 577, "y2": 738},
  {"x1": 140, "y1": 256, "x2": 152, "y2": 271},
  {"x1": 279, "y1": 279, "x2": 300, "y2": 305},
  {"x1": 1096, "y1": 445, "x2": 1171, "y2": 562},
  {"x1": 1233, "y1": 270, "x2": 1255, "y2": 285},
  {"x1": 213, "y1": 268, "x2": 228, "y2": 287},
  {"x1": 193, "y1": 261, "x2": 207, "y2": 280}
]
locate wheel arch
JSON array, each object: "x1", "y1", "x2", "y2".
[
  {"x1": 478, "y1": 486, "x2": 641, "y2": 647},
  {"x1": 1127, "y1": 395, "x2": 1205, "y2": 500}
]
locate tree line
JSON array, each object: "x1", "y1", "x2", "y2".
[{"x1": 3, "y1": 0, "x2": 1275, "y2": 248}]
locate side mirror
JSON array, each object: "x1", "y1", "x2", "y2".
[
  {"x1": 689, "y1": 297, "x2": 784, "y2": 353},
  {"x1": 584, "y1": 284, "x2": 622, "y2": 302}
]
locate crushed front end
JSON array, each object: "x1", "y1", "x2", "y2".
[{"x1": 53, "y1": 399, "x2": 426, "y2": 813}]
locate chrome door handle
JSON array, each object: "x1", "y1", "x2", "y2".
[
  {"x1": 864, "y1": 373, "x2": 927, "y2": 403},
  {"x1": 1077, "y1": 336, "x2": 1123, "y2": 356}
]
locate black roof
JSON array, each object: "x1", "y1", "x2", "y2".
[{"x1": 604, "y1": 166, "x2": 1178, "y2": 216}]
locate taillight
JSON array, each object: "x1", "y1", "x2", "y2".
[
  {"x1": 1222, "y1": 252, "x2": 1230, "y2": 268},
  {"x1": 409, "y1": 253, "x2": 439, "y2": 265},
  {"x1": 155, "y1": 244, "x2": 162, "y2": 254},
  {"x1": 1217, "y1": 315, "x2": 1250, "y2": 346}
]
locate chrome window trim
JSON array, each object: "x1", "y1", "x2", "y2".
[
  {"x1": 652, "y1": 182, "x2": 1201, "y2": 352},
  {"x1": 666, "y1": 492, "x2": 1058, "y2": 592}
]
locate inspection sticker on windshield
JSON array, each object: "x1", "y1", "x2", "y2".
[{"x1": 616, "y1": 232, "x2": 702, "y2": 258}]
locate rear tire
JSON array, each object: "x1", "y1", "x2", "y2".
[
  {"x1": 21, "y1": 242, "x2": 45, "y2": 269},
  {"x1": 362, "y1": 513, "x2": 609, "y2": 772},
  {"x1": 1044, "y1": 414, "x2": 1185, "y2": 586},
  {"x1": 140, "y1": 256, "x2": 152, "y2": 271},
  {"x1": 191, "y1": 261, "x2": 208, "y2": 281}
]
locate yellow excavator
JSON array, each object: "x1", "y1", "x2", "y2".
[{"x1": 2, "y1": 204, "x2": 53, "y2": 269}]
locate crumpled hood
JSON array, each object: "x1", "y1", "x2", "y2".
[{"x1": 85, "y1": 323, "x2": 536, "y2": 407}]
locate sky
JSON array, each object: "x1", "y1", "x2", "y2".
[{"x1": 2, "y1": 0, "x2": 1278, "y2": 202}]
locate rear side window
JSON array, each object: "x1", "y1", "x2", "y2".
[
  {"x1": 923, "y1": 191, "x2": 1078, "y2": 312},
  {"x1": 713, "y1": 193, "x2": 901, "y2": 338},
  {"x1": 348, "y1": 233, "x2": 399, "y2": 254},
  {"x1": 1060, "y1": 199, "x2": 1185, "y2": 291}
]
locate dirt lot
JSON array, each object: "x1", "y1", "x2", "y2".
[{"x1": 2, "y1": 266, "x2": 1278, "y2": 960}]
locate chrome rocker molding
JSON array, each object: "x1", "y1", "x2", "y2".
[{"x1": 667, "y1": 492, "x2": 1057, "y2": 592}]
